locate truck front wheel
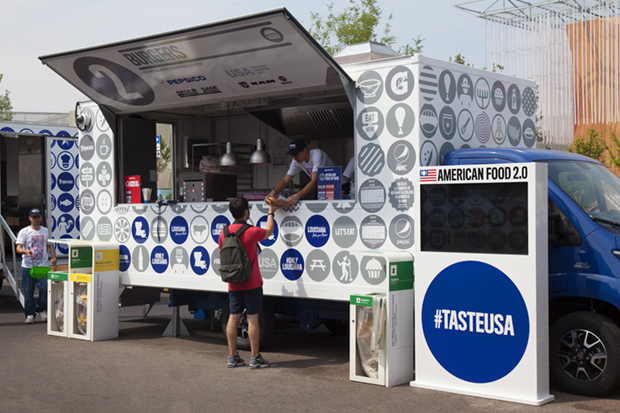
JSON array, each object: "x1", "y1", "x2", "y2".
[
  {"x1": 550, "y1": 312, "x2": 620, "y2": 396},
  {"x1": 220, "y1": 298, "x2": 275, "y2": 351}
]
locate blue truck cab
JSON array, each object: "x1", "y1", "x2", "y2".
[{"x1": 443, "y1": 147, "x2": 620, "y2": 396}]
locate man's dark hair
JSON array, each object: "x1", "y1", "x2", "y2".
[{"x1": 229, "y1": 197, "x2": 249, "y2": 219}]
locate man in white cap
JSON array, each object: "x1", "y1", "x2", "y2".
[
  {"x1": 16, "y1": 208, "x2": 57, "y2": 324},
  {"x1": 266, "y1": 139, "x2": 335, "y2": 206}
]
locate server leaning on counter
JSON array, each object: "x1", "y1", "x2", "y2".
[{"x1": 266, "y1": 139, "x2": 335, "y2": 206}]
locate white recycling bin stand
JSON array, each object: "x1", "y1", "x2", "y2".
[
  {"x1": 47, "y1": 270, "x2": 69, "y2": 337},
  {"x1": 350, "y1": 251, "x2": 414, "y2": 387},
  {"x1": 49, "y1": 239, "x2": 119, "y2": 341}
]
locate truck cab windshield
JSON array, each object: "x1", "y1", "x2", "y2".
[{"x1": 547, "y1": 160, "x2": 620, "y2": 231}]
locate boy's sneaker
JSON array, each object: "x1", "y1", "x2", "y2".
[
  {"x1": 38, "y1": 311, "x2": 48, "y2": 322},
  {"x1": 227, "y1": 354, "x2": 245, "y2": 368},
  {"x1": 249, "y1": 354, "x2": 270, "y2": 369},
  {"x1": 25, "y1": 315, "x2": 35, "y2": 324}
]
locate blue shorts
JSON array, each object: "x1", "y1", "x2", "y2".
[{"x1": 229, "y1": 286, "x2": 263, "y2": 315}]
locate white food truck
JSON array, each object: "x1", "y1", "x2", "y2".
[{"x1": 40, "y1": 8, "x2": 558, "y2": 403}]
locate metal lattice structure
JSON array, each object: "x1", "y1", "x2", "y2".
[{"x1": 454, "y1": 1, "x2": 620, "y2": 145}]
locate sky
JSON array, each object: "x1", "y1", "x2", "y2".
[{"x1": 0, "y1": 0, "x2": 488, "y2": 114}]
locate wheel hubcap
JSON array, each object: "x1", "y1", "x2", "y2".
[{"x1": 557, "y1": 329, "x2": 607, "y2": 381}]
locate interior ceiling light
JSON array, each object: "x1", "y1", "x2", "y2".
[
  {"x1": 220, "y1": 103, "x2": 238, "y2": 167},
  {"x1": 249, "y1": 99, "x2": 271, "y2": 164}
]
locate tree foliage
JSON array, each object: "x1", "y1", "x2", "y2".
[
  {"x1": 0, "y1": 74, "x2": 13, "y2": 122},
  {"x1": 157, "y1": 136, "x2": 172, "y2": 174},
  {"x1": 568, "y1": 128, "x2": 609, "y2": 164},
  {"x1": 309, "y1": 0, "x2": 423, "y2": 56}
]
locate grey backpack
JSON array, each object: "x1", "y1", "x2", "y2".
[{"x1": 219, "y1": 224, "x2": 253, "y2": 283}]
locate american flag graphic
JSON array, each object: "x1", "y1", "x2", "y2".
[
  {"x1": 420, "y1": 169, "x2": 437, "y2": 182},
  {"x1": 31, "y1": 235, "x2": 45, "y2": 259}
]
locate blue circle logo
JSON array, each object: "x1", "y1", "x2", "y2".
[
  {"x1": 211, "y1": 215, "x2": 230, "y2": 243},
  {"x1": 58, "y1": 235, "x2": 72, "y2": 254},
  {"x1": 190, "y1": 246, "x2": 210, "y2": 275},
  {"x1": 57, "y1": 193, "x2": 75, "y2": 213},
  {"x1": 421, "y1": 261, "x2": 529, "y2": 383},
  {"x1": 57, "y1": 172, "x2": 75, "y2": 192},
  {"x1": 119, "y1": 245, "x2": 131, "y2": 272},
  {"x1": 57, "y1": 214, "x2": 75, "y2": 234},
  {"x1": 257, "y1": 216, "x2": 278, "y2": 247},
  {"x1": 132, "y1": 216, "x2": 150, "y2": 244},
  {"x1": 305, "y1": 215, "x2": 330, "y2": 247},
  {"x1": 51, "y1": 174, "x2": 56, "y2": 190},
  {"x1": 57, "y1": 139, "x2": 74, "y2": 149},
  {"x1": 170, "y1": 216, "x2": 189, "y2": 244},
  {"x1": 57, "y1": 151, "x2": 75, "y2": 171},
  {"x1": 280, "y1": 249, "x2": 304, "y2": 280},
  {"x1": 151, "y1": 246, "x2": 169, "y2": 274}
]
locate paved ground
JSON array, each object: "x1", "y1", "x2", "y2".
[{"x1": 2, "y1": 279, "x2": 620, "y2": 413}]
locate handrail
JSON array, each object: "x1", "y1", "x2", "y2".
[{"x1": 0, "y1": 215, "x2": 24, "y2": 307}]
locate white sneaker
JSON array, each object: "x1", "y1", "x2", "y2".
[
  {"x1": 39, "y1": 311, "x2": 48, "y2": 322},
  {"x1": 25, "y1": 315, "x2": 35, "y2": 324}
]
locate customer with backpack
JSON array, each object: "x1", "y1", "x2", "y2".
[{"x1": 218, "y1": 197, "x2": 278, "y2": 368}]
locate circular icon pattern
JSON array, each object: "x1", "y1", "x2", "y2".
[
  {"x1": 492, "y1": 81, "x2": 506, "y2": 112},
  {"x1": 507, "y1": 85, "x2": 521, "y2": 115},
  {"x1": 114, "y1": 217, "x2": 131, "y2": 243},
  {"x1": 211, "y1": 215, "x2": 230, "y2": 243},
  {"x1": 474, "y1": 78, "x2": 491, "y2": 109},
  {"x1": 438, "y1": 70, "x2": 456, "y2": 104},
  {"x1": 280, "y1": 216, "x2": 304, "y2": 247},
  {"x1": 332, "y1": 216, "x2": 358, "y2": 248},
  {"x1": 356, "y1": 108, "x2": 385, "y2": 141},
  {"x1": 420, "y1": 66, "x2": 438, "y2": 102},
  {"x1": 80, "y1": 135, "x2": 95, "y2": 161},
  {"x1": 97, "y1": 217, "x2": 113, "y2": 241},
  {"x1": 389, "y1": 215, "x2": 414, "y2": 249},
  {"x1": 306, "y1": 250, "x2": 331, "y2": 282},
  {"x1": 507, "y1": 116, "x2": 522, "y2": 146},
  {"x1": 359, "y1": 179, "x2": 386, "y2": 213},
  {"x1": 190, "y1": 246, "x2": 210, "y2": 275},
  {"x1": 119, "y1": 245, "x2": 131, "y2": 272},
  {"x1": 385, "y1": 66, "x2": 414, "y2": 101},
  {"x1": 522, "y1": 87, "x2": 536, "y2": 117},
  {"x1": 474, "y1": 113, "x2": 491, "y2": 144},
  {"x1": 356, "y1": 70, "x2": 383, "y2": 105},
  {"x1": 132, "y1": 216, "x2": 150, "y2": 244},
  {"x1": 170, "y1": 216, "x2": 189, "y2": 244},
  {"x1": 358, "y1": 143, "x2": 385, "y2": 177},
  {"x1": 258, "y1": 249, "x2": 279, "y2": 280},
  {"x1": 360, "y1": 256, "x2": 387, "y2": 285},
  {"x1": 387, "y1": 104, "x2": 415, "y2": 137},
  {"x1": 360, "y1": 215, "x2": 386, "y2": 249},
  {"x1": 150, "y1": 216, "x2": 168, "y2": 244},
  {"x1": 387, "y1": 140, "x2": 416, "y2": 175},
  {"x1": 420, "y1": 104, "x2": 438, "y2": 138},
  {"x1": 96, "y1": 134, "x2": 112, "y2": 160},
  {"x1": 151, "y1": 246, "x2": 169, "y2": 274},
  {"x1": 132, "y1": 246, "x2": 149, "y2": 272},
  {"x1": 457, "y1": 110, "x2": 474, "y2": 142},
  {"x1": 281, "y1": 249, "x2": 304, "y2": 280},
  {"x1": 333, "y1": 251, "x2": 358, "y2": 284},
  {"x1": 190, "y1": 216, "x2": 210, "y2": 244},
  {"x1": 305, "y1": 215, "x2": 330, "y2": 248}
]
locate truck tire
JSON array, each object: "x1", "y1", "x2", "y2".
[
  {"x1": 550, "y1": 311, "x2": 620, "y2": 396},
  {"x1": 220, "y1": 298, "x2": 275, "y2": 351}
]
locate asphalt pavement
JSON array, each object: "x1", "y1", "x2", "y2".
[{"x1": 2, "y1": 279, "x2": 620, "y2": 413}]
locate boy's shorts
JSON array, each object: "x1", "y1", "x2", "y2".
[{"x1": 229, "y1": 286, "x2": 263, "y2": 315}]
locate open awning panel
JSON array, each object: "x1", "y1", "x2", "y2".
[{"x1": 40, "y1": 9, "x2": 350, "y2": 114}]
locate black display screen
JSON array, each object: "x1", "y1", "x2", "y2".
[{"x1": 420, "y1": 182, "x2": 528, "y2": 255}]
